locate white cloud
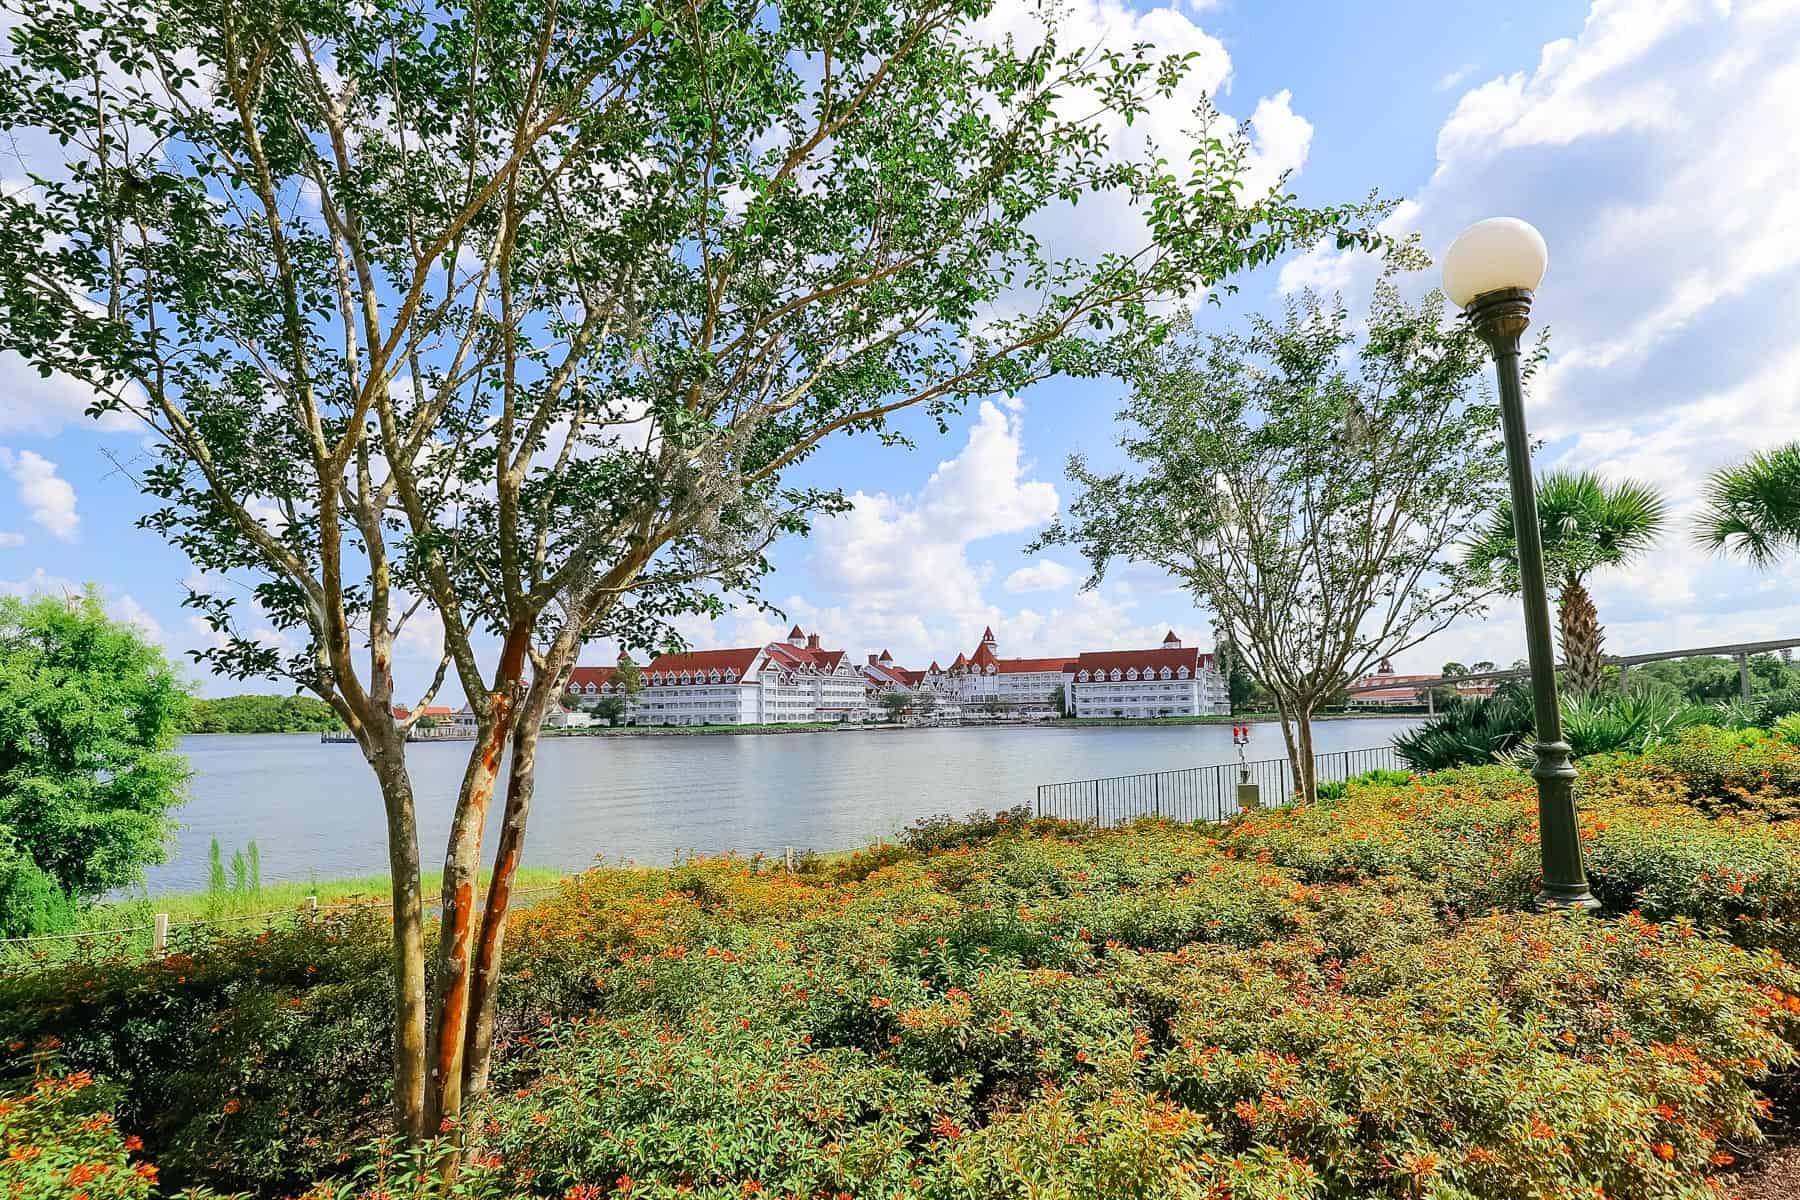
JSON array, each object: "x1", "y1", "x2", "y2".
[
  {"x1": 0, "y1": 531, "x2": 23, "y2": 547},
  {"x1": 0, "y1": 448, "x2": 79, "y2": 541},
  {"x1": 1004, "y1": 559, "x2": 1077, "y2": 593},
  {"x1": 966, "y1": 0, "x2": 1313, "y2": 276},
  {"x1": 1435, "y1": 64, "x2": 1476, "y2": 93},
  {"x1": 0, "y1": 352, "x2": 138, "y2": 436}
]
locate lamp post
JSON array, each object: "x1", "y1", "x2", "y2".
[{"x1": 1443, "y1": 217, "x2": 1599, "y2": 911}]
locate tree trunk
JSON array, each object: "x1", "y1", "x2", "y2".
[
  {"x1": 1557, "y1": 576, "x2": 1605, "y2": 695},
  {"x1": 425, "y1": 623, "x2": 532, "y2": 1130},
  {"x1": 461, "y1": 652, "x2": 567, "y2": 1098},
  {"x1": 1294, "y1": 702, "x2": 1318, "y2": 804},
  {"x1": 1274, "y1": 694, "x2": 1303, "y2": 803},
  {"x1": 368, "y1": 731, "x2": 429, "y2": 1139}
]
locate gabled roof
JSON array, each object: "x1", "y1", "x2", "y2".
[
  {"x1": 567, "y1": 666, "x2": 617, "y2": 689},
  {"x1": 641, "y1": 647, "x2": 763, "y2": 682},
  {"x1": 766, "y1": 641, "x2": 847, "y2": 672},
  {"x1": 981, "y1": 626, "x2": 996, "y2": 641},
  {"x1": 1162, "y1": 629, "x2": 1180, "y2": 644},
  {"x1": 1070, "y1": 646, "x2": 1213, "y2": 675},
  {"x1": 788, "y1": 624, "x2": 805, "y2": 637}
]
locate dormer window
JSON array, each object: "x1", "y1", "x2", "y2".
[
  {"x1": 1126, "y1": 668, "x2": 1138, "y2": 681},
  {"x1": 1109, "y1": 669, "x2": 1122, "y2": 681},
  {"x1": 1177, "y1": 666, "x2": 1189, "y2": 679},
  {"x1": 724, "y1": 670, "x2": 736, "y2": 682},
  {"x1": 1159, "y1": 667, "x2": 1172, "y2": 680},
  {"x1": 1077, "y1": 671, "x2": 1089, "y2": 683}
]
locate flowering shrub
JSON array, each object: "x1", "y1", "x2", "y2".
[
  {"x1": 0, "y1": 911, "x2": 394, "y2": 1194},
  {"x1": 1626, "y1": 725, "x2": 1800, "y2": 819},
  {"x1": 9, "y1": 762, "x2": 1800, "y2": 1199},
  {"x1": 0, "y1": 1074, "x2": 161, "y2": 1200}
]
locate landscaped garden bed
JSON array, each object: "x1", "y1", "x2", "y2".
[{"x1": 5, "y1": 726, "x2": 1800, "y2": 1198}]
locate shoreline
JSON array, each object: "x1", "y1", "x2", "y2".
[{"x1": 187, "y1": 711, "x2": 1429, "y2": 740}]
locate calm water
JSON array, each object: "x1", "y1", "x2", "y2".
[{"x1": 143, "y1": 718, "x2": 1423, "y2": 893}]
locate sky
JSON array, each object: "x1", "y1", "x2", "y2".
[{"x1": 4, "y1": 0, "x2": 1799, "y2": 699}]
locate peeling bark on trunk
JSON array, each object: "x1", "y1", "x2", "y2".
[
  {"x1": 425, "y1": 622, "x2": 532, "y2": 1130},
  {"x1": 461, "y1": 694, "x2": 547, "y2": 1098},
  {"x1": 1294, "y1": 703, "x2": 1318, "y2": 805},
  {"x1": 1275, "y1": 695, "x2": 1302, "y2": 803}
]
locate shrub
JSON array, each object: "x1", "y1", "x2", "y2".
[
  {"x1": 900, "y1": 806, "x2": 1080, "y2": 853},
  {"x1": 1633, "y1": 726, "x2": 1800, "y2": 819},
  {"x1": 0, "y1": 1073, "x2": 172, "y2": 1200},
  {"x1": 1394, "y1": 683, "x2": 1534, "y2": 771},
  {"x1": 0, "y1": 911, "x2": 395, "y2": 1194},
  {"x1": 1755, "y1": 687, "x2": 1800, "y2": 727}
]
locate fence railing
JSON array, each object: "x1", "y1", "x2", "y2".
[{"x1": 1035, "y1": 744, "x2": 1405, "y2": 827}]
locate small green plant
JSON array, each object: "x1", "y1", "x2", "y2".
[{"x1": 207, "y1": 838, "x2": 227, "y2": 897}]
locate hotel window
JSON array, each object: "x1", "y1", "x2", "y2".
[{"x1": 1177, "y1": 666, "x2": 1189, "y2": 679}]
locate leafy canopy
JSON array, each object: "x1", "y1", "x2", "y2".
[
  {"x1": 1040, "y1": 281, "x2": 1506, "y2": 714},
  {"x1": 0, "y1": 591, "x2": 190, "y2": 931},
  {"x1": 1697, "y1": 440, "x2": 1800, "y2": 569}
]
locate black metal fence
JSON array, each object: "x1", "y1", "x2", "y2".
[{"x1": 1035, "y1": 744, "x2": 1406, "y2": 827}]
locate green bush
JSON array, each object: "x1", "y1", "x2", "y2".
[
  {"x1": 1393, "y1": 683, "x2": 1534, "y2": 771},
  {"x1": 0, "y1": 912, "x2": 395, "y2": 1194},
  {"x1": 0, "y1": 1074, "x2": 167, "y2": 1200},
  {"x1": 1633, "y1": 725, "x2": 1800, "y2": 819}
]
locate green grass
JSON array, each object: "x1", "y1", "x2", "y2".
[
  {"x1": 0, "y1": 867, "x2": 576, "y2": 965},
  {"x1": 100, "y1": 865, "x2": 572, "y2": 922}
]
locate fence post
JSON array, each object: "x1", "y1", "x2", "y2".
[
  {"x1": 784, "y1": 846, "x2": 795, "y2": 875},
  {"x1": 1093, "y1": 780, "x2": 1101, "y2": 828},
  {"x1": 1154, "y1": 772, "x2": 1161, "y2": 818},
  {"x1": 152, "y1": 912, "x2": 168, "y2": 959},
  {"x1": 305, "y1": 894, "x2": 318, "y2": 918}
]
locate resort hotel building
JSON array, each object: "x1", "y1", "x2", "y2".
[{"x1": 1063, "y1": 630, "x2": 1229, "y2": 719}]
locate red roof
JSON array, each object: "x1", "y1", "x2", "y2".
[
  {"x1": 766, "y1": 641, "x2": 846, "y2": 672},
  {"x1": 996, "y1": 656, "x2": 1075, "y2": 674},
  {"x1": 981, "y1": 626, "x2": 996, "y2": 641},
  {"x1": 642, "y1": 647, "x2": 762, "y2": 683},
  {"x1": 1163, "y1": 629, "x2": 1180, "y2": 644},
  {"x1": 567, "y1": 666, "x2": 617, "y2": 690},
  {"x1": 393, "y1": 704, "x2": 455, "y2": 718},
  {"x1": 1070, "y1": 647, "x2": 1213, "y2": 675},
  {"x1": 787, "y1": 624, "x2": 805, "y2": 638}
]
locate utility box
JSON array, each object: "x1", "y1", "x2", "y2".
[{"x1": 1236, "y1": 782, "x2": 1261, "y2": 811}]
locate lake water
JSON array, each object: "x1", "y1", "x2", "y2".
[{"x1": 144, "y1": 718, "x2": 1423, "y2": 893}]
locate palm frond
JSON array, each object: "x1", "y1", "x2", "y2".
[{"x1": 1696, "y1": 441, "x2": 1800, "y2": 570}]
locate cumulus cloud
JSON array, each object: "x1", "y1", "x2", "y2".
[
  {"x1": 1269, "y1": 0, "x2": 1800, "y2": 673},
  {"x1": 0, "y1": 448, "x2": 79, "y2": 541},
  {"x1": 967, "y1": 0, "x2": 1314, "y2": 272},
  {"x1": 0, "y1": 568, "x2": 163, "y2": 644},
  {"x1": 1004, "y1": 559, "x2": 1077, "y2": 593},
  {"x1": 0, "y1": 352, "x2": 138, "y2": 436}
]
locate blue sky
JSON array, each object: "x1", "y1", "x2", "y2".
[{"x1": 5, "y1": 0, "x2": 1799, "y2": 699}]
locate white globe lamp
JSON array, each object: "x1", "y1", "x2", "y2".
[{"x1": 1442, "y1": 217, "x2": 1548, "y2": 309}]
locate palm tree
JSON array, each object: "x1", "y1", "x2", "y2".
[
  {"x1": 1464, "y1": 470, "x2": 1668, "y2": 695},
  {"x1": 1696, "y1": 441, "x2": 1800, "y2": 569}
]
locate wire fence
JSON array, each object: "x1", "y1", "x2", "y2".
[{"x1": 1035, "y1": 744, "x2": 1406, "y2": 827}]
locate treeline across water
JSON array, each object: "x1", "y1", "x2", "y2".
[{"x1": 181, "y1": 693, "x2": 345, "y2": 735}]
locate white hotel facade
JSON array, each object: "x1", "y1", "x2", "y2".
[{"x1": 564, "y1": 625, "x2": 1228, "y2": 726}]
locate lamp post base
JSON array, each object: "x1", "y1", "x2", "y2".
[
  {"x1": 1533, "y1": 886, "x2": 1603, "y2": 912},
  {"x1": 1529, "y1": 737, "x2": 1601, "y2": 911}
]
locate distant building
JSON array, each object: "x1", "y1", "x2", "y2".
[
  {"x1": 942, "y1": 627, "x2": 1070, "y2": 718},
  {"x1": 575, "y1": 627, "x2": 867, "y2": 727},
  {"x1": 1346, "y1": 658, "x2": 1497, "y2": 709},
  {"x1": 1064, "y1": 630, "x2": 1229, "y2": 718}
]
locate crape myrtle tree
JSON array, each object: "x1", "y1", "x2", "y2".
[
  {"x1": 0, "y1": 0, "x2": 1387, "y2": 1135},
  {"x1": 1037, "y1": 283, "x2": 1507, "y2": 802}
]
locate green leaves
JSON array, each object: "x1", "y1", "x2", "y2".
[
  {"x1": 1695, "y1": 440, "x2": 1800, "y2": 570},
  {"x1": 0, "y1": 591, "x2": 190, "y2": 928}
]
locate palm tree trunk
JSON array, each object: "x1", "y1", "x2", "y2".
[{"x1": 1557, "y1": 576, "x2": 1606, "y2": 695}]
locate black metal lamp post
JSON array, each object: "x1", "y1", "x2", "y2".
[{"x1": 1444, "y1": 218, "x2": 1599, "y2": 911}]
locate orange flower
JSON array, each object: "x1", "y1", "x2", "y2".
[
  {"x1": 124, "y1": 1135, "x2": 143, "y2": 1152},
  {"x1": 1653, "y1": 1142, "x2": 1676, "y2": 1161}
]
